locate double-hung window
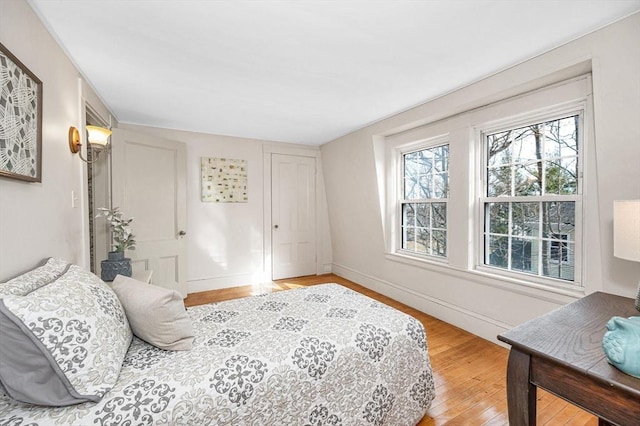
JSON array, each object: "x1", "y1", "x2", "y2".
[
  {"x1": 385, "y1": 76, "x2": 590, "y2": 292},
  {"x1": 480, "y1": 112, "x2": 582, "y2": 284},
  {"x1": 400, "y1": 142, "x2": 449, "y2": 258}
]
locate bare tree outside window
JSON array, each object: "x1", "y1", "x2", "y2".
[
  {"x1": 484, "y1": 115, "x2": 579, "y2": 282},
  {"x1": 401, "y1": 144, "x2": 449, "y2": 257}
]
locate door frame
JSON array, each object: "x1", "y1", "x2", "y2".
[
  {"x1": 263, "y1": 144, "x2": 325, "y2": 281},
  {"x1": 79, "y1": 77, "x2": 115, "y2": 273},
  {"x1": 85, "y1": 105, "x2": 112, "y2": 274}
]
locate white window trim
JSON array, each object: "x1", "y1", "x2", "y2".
[
  {"x1": 385, "y1": 126, "x2": 450, "y2": 266},
  {"x1": 397, "y1": 136, "x2": 450, "y2": 260},
  {"x1": 380, "y1": 74, "x2": 593, "y2": 296},
  {"x1": 475, "y1": 101, "x2": 587, "y2": 289}
]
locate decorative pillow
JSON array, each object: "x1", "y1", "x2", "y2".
[
  {"x1": 0, "y1": 257, "x2": 70, "y2": 297},
  {"x1": 111, "y1": 275, "x2": 194, "y2": 351},
  {"x1": 0, "y1": 265, "x2": 132, "y2": 406}
]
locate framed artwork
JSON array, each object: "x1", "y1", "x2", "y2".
[
  {"x1": 201, "y1": 157, "x2": 248, "y2": 202},
  {"x1": 0, "y1": 42, "x2": 43, "y2": 182}
]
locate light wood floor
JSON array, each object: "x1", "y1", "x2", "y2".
[{"x1": 184, "y1": 274, "x2": 598, "y2": 426}]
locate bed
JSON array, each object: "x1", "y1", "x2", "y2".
[{"x1": 0, "y1": 259, "x2": 435, "y2": 425}]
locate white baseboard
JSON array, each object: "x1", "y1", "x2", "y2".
[
  {"x1": 331, "y1": 263, "x2": 511, "y2": 347},
  {"x1": 188, "y1": 271, "x2": 270, "y2": 294},
  {"x1": 188, "y1": 267, "x2": 335, "y2": 294}
]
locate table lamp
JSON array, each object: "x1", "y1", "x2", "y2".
[
  {"x1": 613, "y1": 200, "x2": 640, "y2": 311},
  {"x1": 602, "y1": 200, "x2": 640, "y2": 378}
]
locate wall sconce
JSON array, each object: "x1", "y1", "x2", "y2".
[
  {"x1": 68, "y1": 125, "x2": 112, "y2": 163},
  {"x1": 613, "y1": 199, "x2": 640, "y2": 311}
]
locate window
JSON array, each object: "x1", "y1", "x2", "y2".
[
  {"x1": 382, "y1": 76, "x2": 591, "y2": 293},
  {"x1": 481, "y1": 114, "x2": 581, "y2": 283},
  {"x1": 400, "y1": 144, "x2": 449, "y2": 258}
]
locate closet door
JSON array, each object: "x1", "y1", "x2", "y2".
[{"x1": 271, "y1": 153, "x2": 317, "y2": 280}]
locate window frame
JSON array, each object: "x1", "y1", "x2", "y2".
[
  {"x1": 475, "y1": 103, "x2": 586, "y2": 289},
  {"x1": 394, "y1": 134, "x2": 450, "y2": 263},
  {"x1": 399, "y1": 141, "x2": 450, "y2": 259},
  {"x1": 380, "y1": 75, "x2": 593, "y2": 296}
]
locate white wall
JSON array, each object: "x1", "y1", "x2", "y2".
[
  {"x1": 120, "y1": 124, "x2": 332, "y2": 293},
  {"x1": 0, "y1": 1, "x2": 332, "y2": 290},
  {"x1": 2, "y1": 2, "x2": 636, "y2": 346},
  {"x1": 321, "y1": 13, "x2": 640, "y2": 344},
  {"x1": 0, "y1": 0, "x2": 113, "y2": 279}
]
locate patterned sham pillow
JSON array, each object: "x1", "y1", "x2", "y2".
[
  {"x1": 0, "y1": 257, "x2": 70, "y2": 297},
  {"x1": 0, "y1": 265, "x2": 132, "y2": 406}
]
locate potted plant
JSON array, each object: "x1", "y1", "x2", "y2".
[{"x1": 96, "y1": 207, "x2": 136, "y2": 281}]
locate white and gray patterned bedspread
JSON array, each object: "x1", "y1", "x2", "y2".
[{"x1": 0, "y1": 283, "x2": 435, "y2": 425}]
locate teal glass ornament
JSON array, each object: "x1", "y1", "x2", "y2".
[{"x1": 602, "y1": 316, "x2": 640, "y2": 378}]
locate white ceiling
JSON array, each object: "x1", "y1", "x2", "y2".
[{"x1": 30, "y1": 0, "x2": 640, "y2": 146}]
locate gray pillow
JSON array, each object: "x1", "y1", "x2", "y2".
[
  {"x1": 0, "y1": 257, "x2": 70, "y2": 297},
  {"x1": 0, "y1": 308, "x2": 78, "y2": 406},
  {"x1": 0, "y1": 265, "x2": 132, "y2": 406},
  {"x1": 111, "y1": 275, "x2": 194, "y2": 351}
]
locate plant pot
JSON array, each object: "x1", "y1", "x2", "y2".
[
  {"x1": 101, "y1": 251, "x2": 132, "y2": 281},
  {"x1": 107, "y1": 251, "x2": 125, "y2": 261}
]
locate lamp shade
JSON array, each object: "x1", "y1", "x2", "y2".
[
  {"x1": 86, "y1": 126, "x2": 112, "y2": 148},
  {"x1": 614, "y1": 200, "x2": 640, "y2": 262}
]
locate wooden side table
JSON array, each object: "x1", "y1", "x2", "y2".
[{"x1": 498, "y1": 292, "x2": 640, "y2": 426}]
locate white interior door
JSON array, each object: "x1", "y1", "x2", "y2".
[
  {"x1": 272, "y1": 154, "x2": 317, "y2": 280},
  {"x1": 111, "y1": 128, "x2": 188, "y2": 296}
]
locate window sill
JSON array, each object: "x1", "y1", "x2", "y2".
[{"x1": 385, "y1": 251, "x2": 585, "y2": 304}]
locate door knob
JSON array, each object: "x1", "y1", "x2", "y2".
[
  {"x1": 274, "y1": 225, "x2": 279, "y2": 229},
  {"x1": 178, "y1": 230, "x2": 186, "y2": 236}
]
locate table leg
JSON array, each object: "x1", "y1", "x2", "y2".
[{"x1": 506, "y1": 348, "x2": 537, "y2": 425}]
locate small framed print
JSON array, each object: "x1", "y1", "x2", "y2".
[
  {"x1": 201, "y1": 157, "x2": 248, "y2": 203},
  {"x1": 0, "y1": 42, "x2": 43, "y2": 182}
]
